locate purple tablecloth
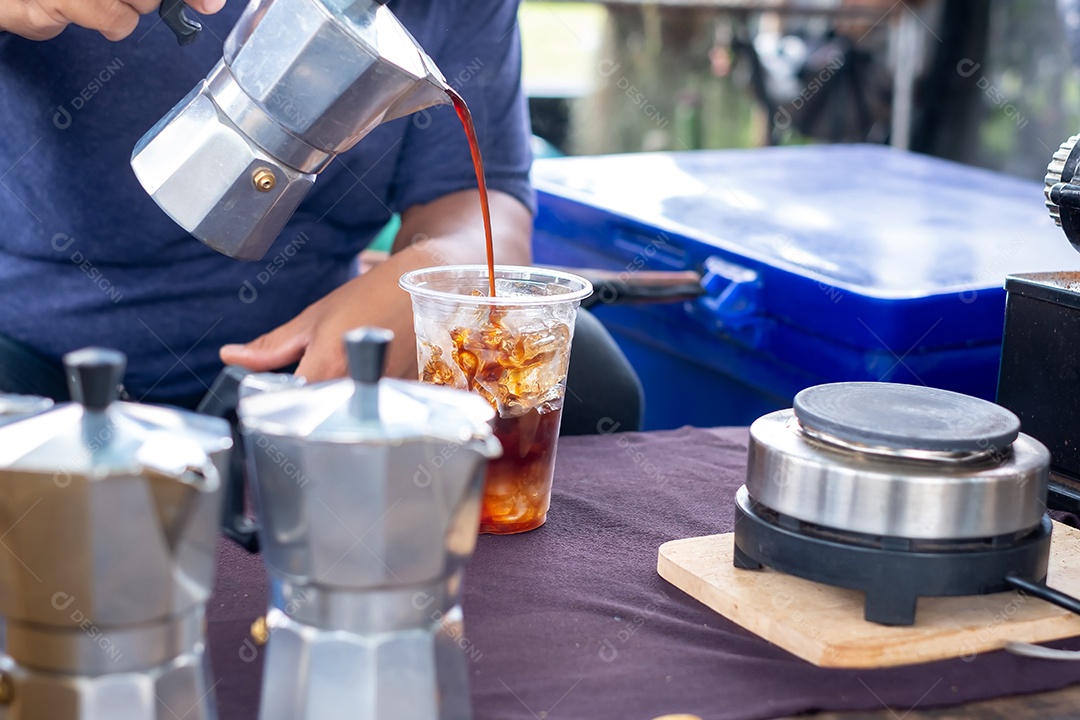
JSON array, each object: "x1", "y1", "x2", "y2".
[{"x1": 207, "y1": 426, "x2": 1080, "y2": 720}]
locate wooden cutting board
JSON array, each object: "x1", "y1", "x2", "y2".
[{"x1": 657, "y1": 522, "x2": 1080, "y2": 668}]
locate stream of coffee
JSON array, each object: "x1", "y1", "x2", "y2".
[
  {"x1": 447, "y1": 88, "x2": 497, "y2": 297},
  {"x1": 429, "y1": 91, "x2": 570, "y2": 534}
]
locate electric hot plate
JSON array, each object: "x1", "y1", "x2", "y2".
[{"x1": 733, "y1": 382, "x2": 1052, "y2": 626}]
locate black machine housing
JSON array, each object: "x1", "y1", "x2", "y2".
[{"x1": 1000, "y1": 134, "x2": 1080, "y2": 513}]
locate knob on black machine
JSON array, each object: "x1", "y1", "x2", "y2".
[{"x1": 1045, "y1": 134, "x2": 1080, "y2": 250}]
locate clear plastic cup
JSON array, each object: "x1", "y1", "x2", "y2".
[{"x1": 400, "y1": 265, "x2": 593, "y2": 534}]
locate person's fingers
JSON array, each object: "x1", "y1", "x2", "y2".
[
  {"x1": 183, "y1": 0, "x2": 226, "y2": 15},
  {"x1": 13, "y1": 24, "x2": 65, "y2": 40},
  {"x1": 220, "y1": 321, "x2": 311, "y2": 372},
  {"x1": 59, "y1": 1, "x2": 140, "y2": 41},
  {"x1": 293, "y1": 338, "x2": 347, "y2": 384},
  {"x1": 122, "y1": 0, "x2": 160, "y2": 15},
  {"x1": 5, "y1": 3, "x2": 68, "y2": 40}
]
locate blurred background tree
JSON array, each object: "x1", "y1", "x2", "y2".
[{"x1": 520, "y1": 0, "x2": 1080, "y2": 182}]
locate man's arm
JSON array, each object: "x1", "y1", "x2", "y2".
[
  {"x1": 218, "y1": 188, "x2": 533, "y2": 381},
  {"x1": 0, "y1": 0, "x2": 223, "y2": 41}
]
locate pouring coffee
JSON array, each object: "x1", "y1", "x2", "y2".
[{"x1": 132, "y1": 0, "x2": 455, "y2": 261}]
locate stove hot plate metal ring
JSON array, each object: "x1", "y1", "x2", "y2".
[
  {"x1": 747, "y1": 409, "x2": 1050, "y2": 541},
  {"x1": 792, "y1": 417, "x2": 1008, "y2": 466}
]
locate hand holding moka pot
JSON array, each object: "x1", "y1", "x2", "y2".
[{"x1": 132, "y1": 0, "x2": 452, "y2": 261}]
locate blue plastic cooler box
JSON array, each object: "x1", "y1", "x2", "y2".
[{"x1": 531, "y1": 145, "x2": 1080, "y2": 430}]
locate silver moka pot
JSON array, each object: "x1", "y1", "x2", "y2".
[
  {"x1": 0, "y1": 395, "x2": 52, "y2": 428},
  {"x1": 132, "y1": 0, "x2": 452, "y2": 261},
  {"x1": 238, "y1": 328, "x2": 501, "y2": 720},
  {"x1": 0, "y1": 349, "x2": 232, "y2": 720}
]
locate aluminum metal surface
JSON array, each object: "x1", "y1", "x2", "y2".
[
  {"x1": 5, "y1": 607, "x2": 204, "y2": 675},
  {"x1": 132, "y1": 0, "x2": 450, "y2": 261},
  {"x1": 130, "y1": 80, "x2": 315, "y2": 261},
  {"x1": 0, "y1": 358, "x2": 230, "y2": 720},
  {"x1": 268, "y1": 568, "x2": 463, "y2": 634},
  {"x1": 796, "y1": 423, "x2": 1002, "y2": 464},
  {"x1": 0, "y1": 643, "x2": 216, "y2": 720},
  {"x1": 746, "y1": 409, "x2": 1049, "y2": 540},
  {"x1": 0, "y1": 395, "x2": 52, "y2": 428},
  {"x1": 224, "y1": 0, "x2": 449, "y2": 149},
  {"x1": 0, "y1": 401, "x2": 232, "y2": 474},
  {"x1": 239, "y1": 376, "x2": 498, "y2": 445},
  {"x1": 244, "y1": 410, "x2": 494, "y2": 588},
  {"x1": 0, "y1": 408, "x2": 229, "y2": 626},
  {"x1": 239, "y1": 344, "x2": 499, "y2": 720},
  {"x1": 206, "y1": 62, "x2": 332, "y2": 174},
  {"x1": 257, "y1": 604, "x2": 471, "y2": 720}
]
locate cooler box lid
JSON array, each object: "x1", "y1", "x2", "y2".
[{"x1": 531, "y1": 145, "x2": 1080, "y2": 352}]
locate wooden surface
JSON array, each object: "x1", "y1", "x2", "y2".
[{"x1": 657, "y1": 522, "x2": 1080, "y2": 669}]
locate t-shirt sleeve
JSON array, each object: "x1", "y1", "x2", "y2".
[{"x1": 388, "y1": 0, "x2": 535, "y2": 216}]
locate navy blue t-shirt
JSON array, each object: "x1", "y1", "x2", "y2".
[{"x1": 0, "y1": 0, "x2": 533, "y2": 399}]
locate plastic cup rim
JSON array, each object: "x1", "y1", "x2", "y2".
[{"x1": 399, "y1": 264, "x2": 594, "y2": 307}]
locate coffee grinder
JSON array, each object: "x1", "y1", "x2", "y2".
[{"x1": 998, "y1": 134, "x2": 1080, "y2": 514}]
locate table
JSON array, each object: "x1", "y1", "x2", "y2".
[
  {"x1": 205, "y1": 427, "x2": 1080, "y2": 720},
  {"x1": 781, "y1": 684, "x2": 1080, "y2": 720}
]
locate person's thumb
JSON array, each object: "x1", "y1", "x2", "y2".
[{"x1": 220, "y1": 321, "x2": 309, "y2": 372}]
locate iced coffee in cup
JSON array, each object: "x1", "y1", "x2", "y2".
[{"x1": 400, "y1": 266, "x2": 592, "y2": 534}]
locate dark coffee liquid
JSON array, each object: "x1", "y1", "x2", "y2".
[
  {"x1": 420, "y1": 318, "x2": 571, "y2": 534},
  {"x1": 447, "y1": 88, "x2": 497, "y2": 297},
  {"x1": 481, "y1": 406, "x2": 563, "y2": 534}
]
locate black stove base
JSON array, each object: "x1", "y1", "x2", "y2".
[{"x1": 733, "y1": 488, "x2": 1052, "y2": 626}]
